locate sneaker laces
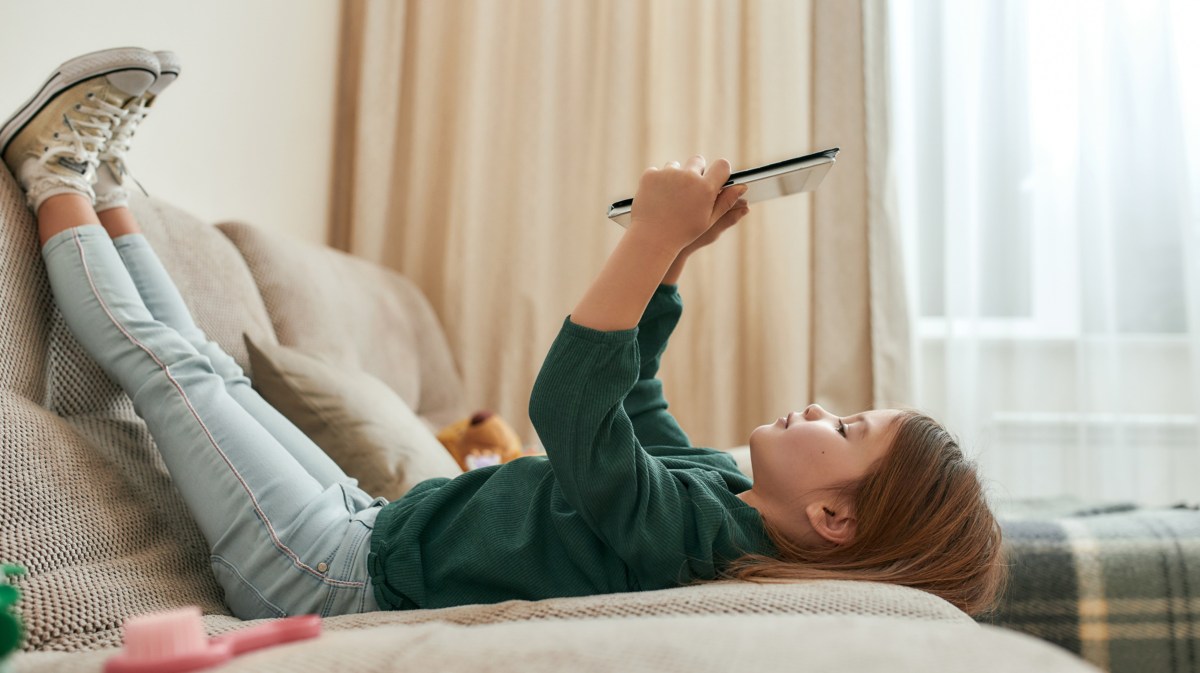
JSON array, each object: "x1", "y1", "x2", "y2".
[
  {"x1": 103, "y1": 97, "x2": 147, "y2": 166},
  {"x1": 38, "y1": 87, "x2": 128, "y2": 180}
]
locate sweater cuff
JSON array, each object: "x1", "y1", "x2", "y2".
[{"x1": 562, "y1": 316, "x2": 639, "y2": 344}]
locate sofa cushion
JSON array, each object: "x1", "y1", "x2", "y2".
[
  {"x1": 217, "y1": 220, "x2": 466, "y2": 431},
  {"x1": 10, "y1": 579, "x2": 976, "y2": 657},
  {"x1": 0, "y1": 169, "x2": 49, "y2": 401},
  {"x1": 12, "y1": 613, "x2": 1100, "y2": 673},
  {"x1": 310, "y1": 579, "x2": 974, "y2": 627},
  {"x1": 243, "y1": 334, "x2": 463, "y2": 500},
  {"x1": 0, "y1": 183, "x2": 277, "y2": 651}
]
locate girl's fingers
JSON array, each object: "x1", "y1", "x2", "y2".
[
  {"x1": 683, "y1": 155, "x2": 706, "y2": 175},
  {"x1": 713, "y1": 202, "x2": 749, "y2": 228},
  {"x1": 723, "y1": 188, "x2": 749, "y2": 211},
  {"x1": 708, "y1": 187, "x2": 742, "y2": 224},
  {"x1": 704, "y1": 158, "x2": 732, "y2": 189}
]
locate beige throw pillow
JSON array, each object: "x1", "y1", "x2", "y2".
[{"x1": 243, "y1": 335, "x2": 463, "y2": 500}]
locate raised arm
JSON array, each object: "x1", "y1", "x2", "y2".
[
  {"x1": 625, "y1": 283, "x2": 691, "y2": 449},
  {"x1": 580, "y1": 157, "x2": 750, "y2": 457},
  {"x1": 528, "y1": 156, "x2": 757, "y2": 583},
  {"x1": 611, "y1": 157, "x2": 750, "y2": 452}
]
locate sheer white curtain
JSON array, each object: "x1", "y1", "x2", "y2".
[{"x1": 889, "y1": 0, "x2": 1200, "y2": 507}]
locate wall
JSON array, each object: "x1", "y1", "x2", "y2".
[{"x1": 0, "y1": 0, "x2": 339, "y2": 244}]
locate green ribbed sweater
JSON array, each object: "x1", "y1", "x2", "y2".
[{"x1": 366, "y1": 284, "x2": 775, "y2": 611}]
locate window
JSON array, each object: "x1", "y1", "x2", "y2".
[{"x1": 889, "y1": 0, "x2": 1200, "y2": 506}]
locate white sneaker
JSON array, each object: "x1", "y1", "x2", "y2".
[
  {"x1": 0, "y1": 47, "x2": 159, "y2": 212},
  {"x1": 94, "y1": 50, "x2": 182, "y2": 211}
]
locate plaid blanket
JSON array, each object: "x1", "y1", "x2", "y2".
[{"x1": 977, "y1": 502, "x2": 1200, "y2": 673}]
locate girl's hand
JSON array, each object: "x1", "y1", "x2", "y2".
[
  {"x1": 570, "y1": 155, "x2": 744, "y2": 331},
  {"x1": 628, "y1": 155, "x2": 736, "y2": 253},
  {"x1": 662, "y1": 192, "x2": 751, "y2": 285},
  {"x1": 681, "y1": 187, "x2": 750, "y2": 257}
]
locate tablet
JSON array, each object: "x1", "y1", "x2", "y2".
[{"x1": 606, "y1": 147, "x2": 840, "y2": 227}]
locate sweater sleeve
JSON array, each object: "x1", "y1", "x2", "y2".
[
  {"x1": 624, "y1": 286, "x2": 740, "y2": 472},
  {"x1": 528, "y1": 317, "x2": 726, "y2": 583},
  {"x1": 623, "y1": 284, "x2": 691, "y2": 449}
]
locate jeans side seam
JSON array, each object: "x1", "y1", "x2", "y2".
[{"x1": 72, "y1": 230, "x2": 364, "y2": 589}]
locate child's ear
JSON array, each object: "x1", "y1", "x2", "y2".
[{"x1": 806, "y1": 503, "x2": 857, "y2": 547}]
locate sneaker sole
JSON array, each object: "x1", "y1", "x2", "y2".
[
  {"x1": 155, "y1": 50, "x2": 183, "y2": 79},
  {"x1": 0, "y1": 47, "x2": 159, "y2": 159}
]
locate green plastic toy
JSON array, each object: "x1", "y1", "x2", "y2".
[{"x1": 0, "y1": 564, "x2": 26, "y2": 673}]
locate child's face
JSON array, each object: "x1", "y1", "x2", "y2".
[{"x1": 745, "y1": 405, "x2": 901, "y2": 540}]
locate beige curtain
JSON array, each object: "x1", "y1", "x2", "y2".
[
  {"x1": 811, "y1": 0, "x2": 913, "y2": 412},
  {"x1": 329, "y1": 0, "x2": 910, "y2": 450}
]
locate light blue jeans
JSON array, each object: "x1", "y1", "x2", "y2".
[{"x1": 42, "y1": 224, "x2": 386, "y2": 619}]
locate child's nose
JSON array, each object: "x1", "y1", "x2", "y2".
[{"x1": 803, "y1": 403, "x2": 827, "y2": 421}]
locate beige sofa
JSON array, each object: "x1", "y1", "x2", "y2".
[{"x1": 0, "y1": 169, "x2": 1099, "y2": 672}]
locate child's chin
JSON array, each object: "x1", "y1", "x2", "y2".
[{"x1": 748, "y1": 424, "x2": 773, "y2": 446}]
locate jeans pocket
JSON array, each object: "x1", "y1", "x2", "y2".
[
  {"x1": 210, "y1": 555, "x2": 288, "y2": 620},
  {"x1": 339, "y1": 480, "x2": 388, "y2": 513}
]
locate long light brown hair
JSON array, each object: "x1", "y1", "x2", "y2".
[{"x1": 716, "y1": 410, "x2": 1008, "y2": 618}]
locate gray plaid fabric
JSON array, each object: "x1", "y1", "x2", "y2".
[{"x1": 980, "y1": 505, "x2": 1200, "y2": 673}]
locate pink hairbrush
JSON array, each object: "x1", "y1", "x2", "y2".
[{"x1": 104, "y1": 606, "x2": 322, "y2": 673}]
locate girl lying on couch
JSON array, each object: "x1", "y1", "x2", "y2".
[{"x1": 1, "y1": 47, "x2": 1007, "y2": 621}]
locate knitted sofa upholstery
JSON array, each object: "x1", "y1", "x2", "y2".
[{"x1": 0, "y1": 169, "x2": 1098, "y2": 672}]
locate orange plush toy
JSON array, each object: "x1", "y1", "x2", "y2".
[{"x1": 436, "y1": 410, "x2": 526, "y2": 471}]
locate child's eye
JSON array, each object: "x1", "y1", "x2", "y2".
[{"x1": 837, "y1": 420, "x2": 847, "y2": 437}]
